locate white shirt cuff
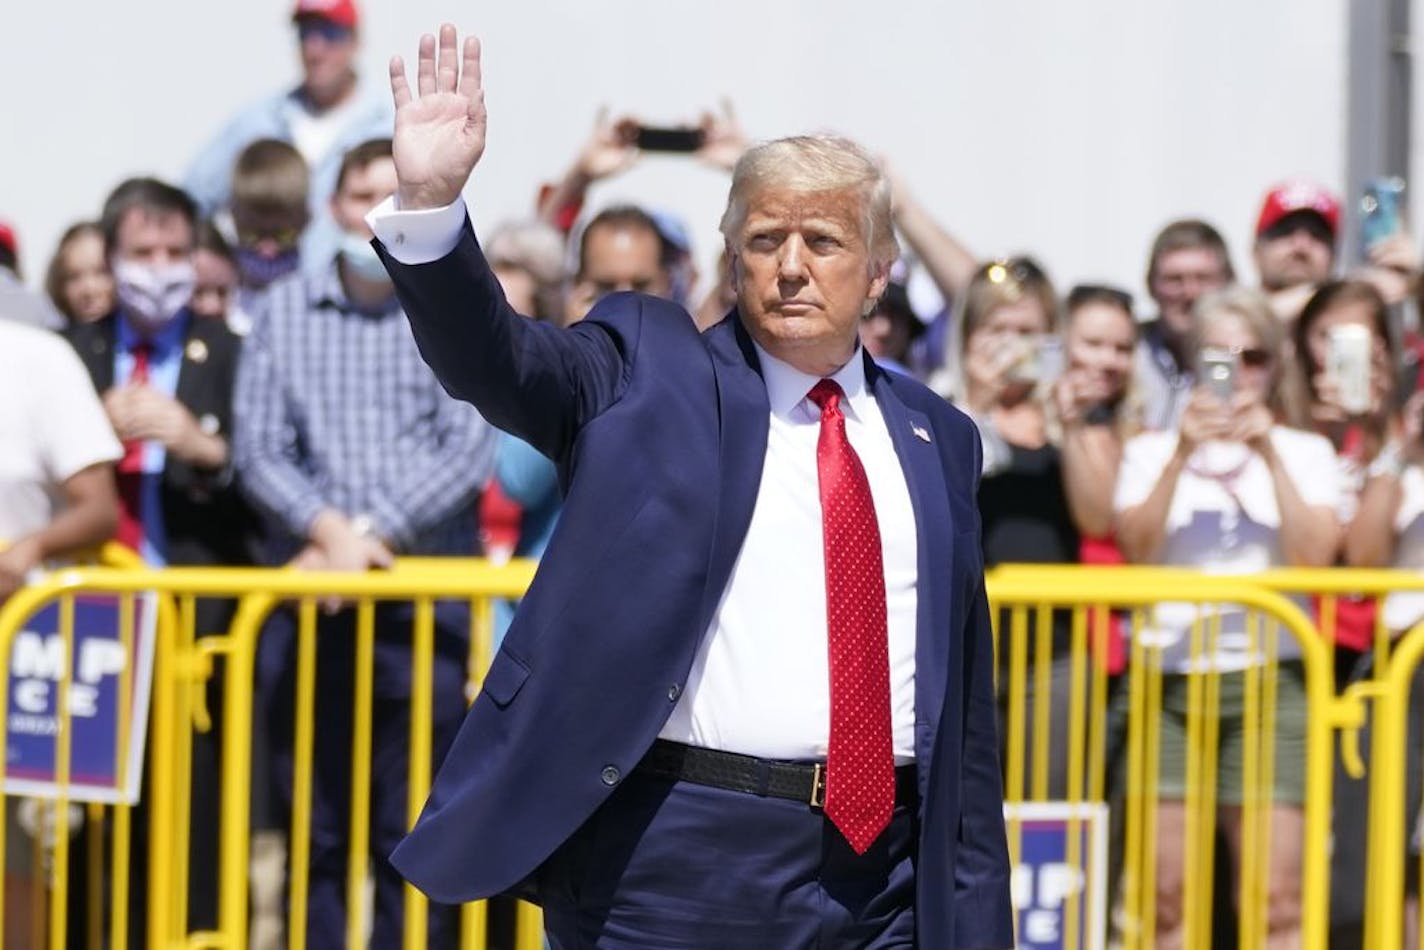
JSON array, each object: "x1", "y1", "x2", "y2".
[{"x1": 365, "y1": 194, "x2": 468, "y2": 265}]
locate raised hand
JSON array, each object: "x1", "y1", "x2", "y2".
[
  {"x1": 1356, "y1": 232, "x2": 1420, "y2": 306},
  {"x1": 574, "y1": 107, "x2": 641, "y2": 182},
  {"x1": 1052, "y1": 367, "x2": 1114, "y2": 426},
  {"x1": 696, "y1": 99, "x2": 748, "y2": 172},
  {"x1": 388, "y1": 24, "x2": 487, "y2": 210},
  {"x1": 962, "y1": 331, "x2": 1021, "y2": 414},
  {"x1": 1175, "y1": 388, "x2": 1232, "y2": 459},
  {"x1": 1230, "y1": 390, "x2": 1275, "y2": 458}
]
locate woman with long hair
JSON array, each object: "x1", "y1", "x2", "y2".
[{"x1": 1114, "y1": 286, "x2": 1340, "y2": 948}]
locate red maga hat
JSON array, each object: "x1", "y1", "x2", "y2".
[
  {"x1": 1255, "y1": 178, "x2": 1341, "y2": 238},
  {"x1": 292, "y1": 0, "x2": 358, "y2": 29}
]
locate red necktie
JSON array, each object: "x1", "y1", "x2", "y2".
[
  {"x1": 115, "y1": 343, "x2": 151, "y2": 552},
  {"x1": 807, "y1": 378, "x2": 894, "y2": 855}
]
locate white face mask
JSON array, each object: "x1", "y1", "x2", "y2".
[
  {"x1": 113, "y1": 258, "x2": 195, "y2": 330},
  {"x1": 339, "y1": 231, "x2": 392, "y2": 283}
]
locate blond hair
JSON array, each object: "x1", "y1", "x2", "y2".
[
  {"x1": 484, "y1": 218, "x2": 567, "y2": 322},
  {"x1": 719, "y1": 135, "x2": 898, "y2": 269},
  {"x1": 932, "y1": 256, "x2": 1059, "y2": 404},
  {"x1": 231, "y1": 139, "x2": 310, "y2": 217}
]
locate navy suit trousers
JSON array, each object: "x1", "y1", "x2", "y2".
[{"x1": 537, "y1": 768, "x2": 917, "y2": 949}]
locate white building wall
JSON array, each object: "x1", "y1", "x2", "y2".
[{"x1": 2, "y1": 0, "x2": 1347, "y2": 311}]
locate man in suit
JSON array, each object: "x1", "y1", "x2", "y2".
[
  {"x1": 66, "y1": 178, "x2": 249, "y2": 572},
  {"x1": 369, "y1": 26, "x2": 1012, "y2": 948},
  {"x1": 64, "y1": 177, "x2": 250, "y2": 937}
]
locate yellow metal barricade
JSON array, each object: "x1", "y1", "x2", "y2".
[
  {"x1": 1253, "y1": 569, "x2": 1424, "y2": 950},
  {"x1": 0, "y1": 542, "x2": 169, "y2": 950},
  {"x1": 10, "y1": 558, "x2": 1424, "y2": 948},
  {"x1": 987, "y1": 565, "x2": 1336, "y2": 950},
  {"x1": 0, "y1": 559, "x2": 544, "y2": 950},
  {"x1": 1368, "y1": 616, "x2": 1424, "y2": 950}
]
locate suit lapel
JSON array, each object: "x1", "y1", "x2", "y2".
[
  {"x1": 175, "y1": 315, "x2": 203, "y2": 412},
  {"x1": 697, "y1": 316, "x2": 770, "y2": 628},
  {"x1": 867, "y1": 357, "x2": 955, "y2": 773},
  {"x1": 86, "y1": 316, "x2": 117, "y2": 391}
]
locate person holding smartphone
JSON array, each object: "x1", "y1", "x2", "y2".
[
  {"x1": 936, "y1": 257, "x2": 1084, "y2": 796},
  {"x1": 1298, "y1": 279, "x2": 1395, "y2": 606},
  {"x1": 939, "y1": 257, "x2": 1074, "y2": 541},
  {"x1": 1310, "y1": 279, "x2": 1424, "y2": 947},
  {"x1": 1114, "y1": 286, "x2": 1340, "y2": 949}
]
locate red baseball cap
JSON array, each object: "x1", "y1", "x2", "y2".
[
  {"x1": 292, "y1": 0, "x2": 358, "y2": 29},
  {"x1": 1255, "y1": 179, "x2": 1341, "y2": 238},
  {"x1": 0, "y1": 222, "x2": 15, "y2": 262}
]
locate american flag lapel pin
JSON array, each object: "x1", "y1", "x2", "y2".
[{"x1": 912, "y1": 423, "x2": 931, "y2": 443}]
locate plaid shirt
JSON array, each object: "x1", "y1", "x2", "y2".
[{"x1": 233, "y1": 263, "x2": 497, "y2": 559}]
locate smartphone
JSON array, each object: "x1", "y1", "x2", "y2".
[
  {"x1": 1361, "y1": 176, "x2": 1406, "y2": 254},
  {"x1": 635, "y1": 126, "x2": 705, "y2": 153},
  {"x1": 1200, "y1": 347, "x2": 1236, "y2": 402},
  {"x1": 998, "y1": 335, "x2": 1066, "y2": 390},
  {"x1": 1036, "y1": 336, "x2": 1066, "y2": 386},
  {"x1": 1327, "y1": 324, "x2": 1373, "y2": 415}
]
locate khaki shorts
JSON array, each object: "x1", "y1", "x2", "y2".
[{"x1": 1113, "y1": 660, "x2": 1308, "y2": 806}]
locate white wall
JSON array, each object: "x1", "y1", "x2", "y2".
[{"x1": 3, "y1": 0, "x2": 1346, "y2": 312}]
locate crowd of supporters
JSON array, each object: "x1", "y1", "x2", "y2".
[{"x1": 4, "y1": 0, "x2": 1424, "y2": 946}]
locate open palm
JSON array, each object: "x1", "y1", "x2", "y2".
[{"x1": 388, "y1": 25, "x2": 487, "y2": 210}]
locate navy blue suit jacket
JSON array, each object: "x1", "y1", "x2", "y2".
[{"x1": 377, "y1": 221, "x2": 1013, "y2": 949}]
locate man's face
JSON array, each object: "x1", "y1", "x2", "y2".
[
  {"x1": 1149, "y1": 246, "x2": 1230, "y2": 339},
  {"x1": 730, "y1": 187, "x2": 887, "y2": 376},
  {"x1": 296, "y1": 17, "x2": 357, "y2": 106},
  {"x1": 567, "y1": 224, "x2": 669, "y2": 322},
  {"x1": 1254, "y1": 211, "x2": 1335, "y2": 291},
  {"x1": 112, "y1": 208, "x2": 194, "y2": 268},
  {"x1": 330, "y1": 157, "x2": 397, "y2": 239},
  {"x1": 232, "y1": 204, "x2": 308, "y2": 260}
]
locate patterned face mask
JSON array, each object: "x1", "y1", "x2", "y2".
[{"x1": 112, "y1": 258, "x2": 196, "y2": 330}]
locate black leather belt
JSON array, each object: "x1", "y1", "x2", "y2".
[{"x1": 637, "y1": 739, "x2": 917, "y2": 809}]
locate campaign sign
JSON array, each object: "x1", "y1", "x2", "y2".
[
  {"x1": 1005, "y1": 801, "x2": 1109, "y2": 950},
  {"x1": 3, "y1": 593, "x2": 156, "y2": 804}
]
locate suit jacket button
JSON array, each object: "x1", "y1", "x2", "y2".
[
  {"x1": 667, "y1": 684, "x2": 681, "y2": 702},
  {"x1": 601, "y1": 765, "x2": 621, "y2": 786}
]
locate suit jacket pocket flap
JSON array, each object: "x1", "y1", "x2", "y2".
[{"x1": 480, "y1": 650, "x2": 531, "y2": 708}]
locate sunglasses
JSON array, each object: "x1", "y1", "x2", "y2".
[
  {"x1": 1223, "y1": 346, "x2": 1273, "y2": 368},
  {"x1": 982, "y1": 257, "x2": 1046, "y2": 288},
  {"x1": 297, "y1": 20, "x2": 354, "y2": 44},
  {"x1": 234, "y1": 224, "x2": 304, "y2": 250},
  {"x1": 1259, "y1": 212, "x2": 1335, "y2": 246},
  {"x1": 979, "y1": 257, "x2": 1050, "y2": 307}
]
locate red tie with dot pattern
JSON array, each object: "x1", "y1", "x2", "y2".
[
  {"x1": 115, "y1": 342, "x2": 152, "y2": 553},
  {"x1": 807, "y1": 378, "x2": 894, "y2": 855}
]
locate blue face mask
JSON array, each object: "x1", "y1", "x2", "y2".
[
  {"x1": 236, "y1": 246, "x2": 301, "y2": 289},
  {"x1": 339, "y1": 231, "x2": 391, "y2": 283}
]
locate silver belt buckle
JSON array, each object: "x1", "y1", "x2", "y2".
[{"x1": 809, "y1": 763, "x2": 827, "y2": 809}]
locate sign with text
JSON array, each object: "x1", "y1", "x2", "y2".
[
  {"x1": 4, "y1": 593, "x2": 157, "y2": 804},
  {"x1": 1005, "y1": 801, "x2": 1109, "y2": 950}
]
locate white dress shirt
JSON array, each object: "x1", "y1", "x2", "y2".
[{"x1": 369, "y1": 195, "x2": 920, "y2": 762}]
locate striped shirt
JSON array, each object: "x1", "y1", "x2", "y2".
[{"x1": 233, "y1": 263, "x2": 497, "y2": 559}]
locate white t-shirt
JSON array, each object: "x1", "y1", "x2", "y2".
[
  {"x1": 1382, "y1": 466, "x2": 1424, "y2": 633},
  {"x1": 1114, "y1": 427, "x2": 1341, "y2": 672},
  {"x1": 0, "y1": 322, "x2": 122, "y2": 544},
  {"x1": 288, "y1": 94, "x2": 364, "y2": 172}
]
